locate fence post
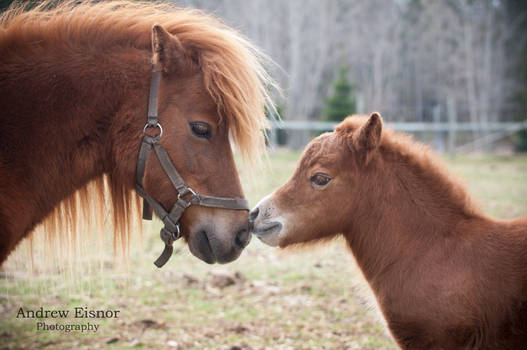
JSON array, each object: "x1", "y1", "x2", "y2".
[
  {"x1": 447, "y1": 97, "x2": 457, "y2": 155},
  {"x1": 433, "y1": 104, "x2": 444, "y2": 152},
  {"x1": 268, "y1": 126, "x2": 278, "y2": 150},
  {"x1": 356, "y1": 93, "x2": 365, "y2": 115}
]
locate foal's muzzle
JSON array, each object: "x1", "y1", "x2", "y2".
[{"x1": 248, "y1": 200, "x2": 283, "y2": 247}]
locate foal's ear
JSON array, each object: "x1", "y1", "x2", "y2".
[
  {"x1": 151, "y1": 24, "x2": 187, "y2": 73},
  {"x1": 354, "y1": 112, "x2": 383, "y2": 153}
]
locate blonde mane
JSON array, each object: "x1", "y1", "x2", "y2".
[{"x1": 0, "y1": 0, "x2": 276, "y2": 269}]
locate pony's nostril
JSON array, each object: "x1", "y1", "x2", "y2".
[
  {"x1": 249, "y1": 207, "x2": 259, "y2": 222},
  {"x1": 235, "y1": 227, "x2": 251, "y2": 248}
]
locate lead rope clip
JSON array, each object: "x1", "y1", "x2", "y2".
[{"x1": 153, "y1": 225, "x2": 180, "y2": 268}]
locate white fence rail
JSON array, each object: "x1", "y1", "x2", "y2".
[{"x1": 269, "y1": 120, "x2": 527, "y2": 153}]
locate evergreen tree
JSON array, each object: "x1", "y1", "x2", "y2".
[
  {"x1": 0, "y1": 0, "x2": 13, "y2": 11},
  {"x1": 323, "y1": 67, "x2": 356, "y2": 122}
]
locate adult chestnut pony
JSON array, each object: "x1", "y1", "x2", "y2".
[
  {"x1": 0, "y1": 1, "x2": 274, "y2": 266},
  {"x1": 251, "y1": 113, "x2": 527, "y2": 350}
]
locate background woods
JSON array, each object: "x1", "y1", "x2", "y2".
[
  {"x1": 1, "y1": 0, "x2": 524, "y2": 146},
  {"x1": 178, "y1": 0, "x2": 527, "y2": 148}
]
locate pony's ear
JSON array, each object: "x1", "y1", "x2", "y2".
[
  {"x1": 151, "y1": 24, "x2": 186, "y2": 73},
  {"x1": 354, "y1": 112, "x2": 383, "y2": 153}
]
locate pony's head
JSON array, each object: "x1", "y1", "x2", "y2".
[
  {"x1": 250, "y1": 113, "x2": 383, "y2": 247},
  {"x1": 134, "y1": 22, "x2": 271, "y2": 263},
  {"x1": 138, "y1": 26, "x2": 245, "y2": 263},
  {"x1": 0, "y1": 1, "x2": 275, "y2": 266}
]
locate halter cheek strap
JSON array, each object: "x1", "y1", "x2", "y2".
[{"x1": 135, "y1": 65, "x2": 249, "y2": 268}]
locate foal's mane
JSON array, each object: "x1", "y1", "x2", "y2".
[
  {"x1": 0, "y1": 1, "x2": 275, "y2": 267},
  {"x1": 337, "y1": 116, "x2": 481, "y2": 218}
]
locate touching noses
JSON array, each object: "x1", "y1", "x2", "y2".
[
  {"x1": 247, "y1": 201, "x2": 283, "y2": 247},
  {"x1": 249, "y1": 200, "x2": 273, "y2": 226},
  {"x1": 248, "y1": 207, "x2": 259, "y2": 231},
  {"x1": 234, "y1": 223, "x2": 251, "y2": 248},
  {"x1": 249, "y1": 207, "x2": 259, "y2": 223}
]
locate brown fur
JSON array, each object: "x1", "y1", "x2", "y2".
[
  {"x1": 260, "y1": 113, "x2": 527, "y2": 349},
  {"x1": 0, "y1": 1, "x2": 274, "y2": 264}
]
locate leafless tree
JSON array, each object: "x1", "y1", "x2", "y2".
[{"x1": 175, "y1": 0, "x2": 520, "y2": 146}]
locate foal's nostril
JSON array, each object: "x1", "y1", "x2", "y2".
[
  {"x1": 235, "y1": 227, "x2": 251, "y2": 248},
  {"x1": 249, "y1": 207, "x2": 259, "y2": 222}
]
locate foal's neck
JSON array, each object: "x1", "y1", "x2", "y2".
[{"x1": 345, "y1": 144, "x2": 484, "y2": 283}]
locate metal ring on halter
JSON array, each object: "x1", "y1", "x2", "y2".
[
  {"x1": 173, "y1": 224, "x2": 181, "y2": 240},
  {"x1": 178, "y1": 187, "x2": 197, "y2": 200},
  {"x1": 143, "y1": 122, "x2": 163, "y2": 137}
]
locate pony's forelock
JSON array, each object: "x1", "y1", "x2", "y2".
[{"x1": 0, "y1": 0, "x2": 277, "y2": 164}]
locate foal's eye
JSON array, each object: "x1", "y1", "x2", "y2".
[
  {"x1": 310, "y1": 173, "x2": 332, "y2": 187},
  {"x1": 189, "y1": 122, "x2": 211, "y2": 139}
]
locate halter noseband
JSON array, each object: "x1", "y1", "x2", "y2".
[{"x1": 135, "y1": 65, "x2": 250, "y2": 268}]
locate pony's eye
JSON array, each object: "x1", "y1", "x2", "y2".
[
  {"x1": 310, "y1": 173, "x2": 331, "y2": 186},
  {"x1": 189, "y1": 122, "x2": 211, "y2": 139}
]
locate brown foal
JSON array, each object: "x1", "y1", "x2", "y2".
[{"x1": 251, "y1": 113, "x2": 527, "y2": 349}]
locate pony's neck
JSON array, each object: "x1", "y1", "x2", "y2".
[
  {"x1": 0, "y1": 42, "x2": 151, "y2": 243},
  {"x1": 345, "y1": 144, "x2": 483, "y2": 284}
]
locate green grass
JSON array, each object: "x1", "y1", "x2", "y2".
[
  {"x1": 446, "y1": 154, "x2": 527, "y2": 219},
  {"x1": 1, "y1": 152, "x2": 526, "y2": 349}
]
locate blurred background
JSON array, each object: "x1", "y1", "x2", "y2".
[
  {"x1": 1, "y1": 1, "x2": 527, "y2": 349},
  {"x1": 176, "y1": 0, "x2": 527, "y2": 153},
  {"x1": 2, "y1": 0, "x2": 526, "y2": 152}
]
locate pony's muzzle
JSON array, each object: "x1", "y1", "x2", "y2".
[
  {"x1": 249, "y1": 207, "x2": 259, "y2": 223},
  {"x1": 234, "y1": 225, "x2": 252, "y2": 249},
  {"x1": 188, "y1": 221, "x2": 251, "y2": 264}
]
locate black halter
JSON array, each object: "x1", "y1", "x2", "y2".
[{"x1": 135, "y1": 65, "x2": 250, "y2": 268}]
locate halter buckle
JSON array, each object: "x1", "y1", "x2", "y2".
[
  {"x1": 177, "y1": 187, "x2": 197, "y2": 201},
  {"x1": 143, "y1": 122, "x2": 163, "y2": 138}
]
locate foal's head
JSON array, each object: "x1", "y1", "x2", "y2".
[{"x1": 250, "y1": 113, "x2": 383, "y2": 247}]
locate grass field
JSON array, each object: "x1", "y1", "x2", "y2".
[{"x1": 1, "y1": 152, "x2": 526, "y2": 350}]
